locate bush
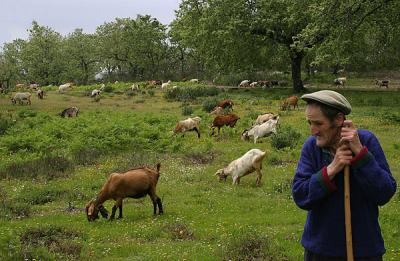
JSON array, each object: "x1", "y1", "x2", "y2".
[
  {"x1": 165, "y1": 86, "x2": 220, "y2": 101},
  {"x1": 182, "y1": 105, "x2": 193, "y2": 116},
  {"x1": 147, "y1": 90, "x2": 155, "y2": 96},
  {"x1": 271, "y1": 125, "x2": 301, "y2": 150},
  {"x1": 202, "y1": 98, "x2": 219, "y2": 112},
  {"x1": 102, "y1": 85, "x2": 114, "y2": 93},
  {"x1": 18, "y1": 110, "x2": 37, "y2": 118},
  {"x1": 0, "y1": 199, "x2": 31, "y2": 220},
  {"x1": 0, "y1": 113, "x2": 15, "y2": 135}
]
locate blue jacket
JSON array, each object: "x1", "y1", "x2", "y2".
[{"x1": 292, "y1": 130, "x2": 397, "y2": 257}]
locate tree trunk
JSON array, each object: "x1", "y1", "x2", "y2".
[{"x1": 290, "y1": 51, "x2": 305, "y2": 93}]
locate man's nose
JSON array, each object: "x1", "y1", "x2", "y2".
[{"x1": 310, "y1": 125, "x2": 318, "y2": 135}]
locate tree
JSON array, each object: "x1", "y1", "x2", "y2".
[
  {"x1": 64, "y1": 29, "x2": 99, "y2": 84},
  {"x1": 96, "y1": 15, "x2": 169, "y2": 80},
  {"x1": 0, "y1": 39, "x2": 26, "y2": 89},
  {"x1": 22, "y1": 21, "x2": 64, "y2": 85},
  {"x1": 173, "y1": 0, "x2": 397, "y2": 92}
]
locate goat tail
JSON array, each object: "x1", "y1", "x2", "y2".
[{"x1": 156, "y1": 162, "x2": 161, "y2": 172}]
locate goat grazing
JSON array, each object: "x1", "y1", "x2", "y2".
[
  {"x1": 254, "y1": 113, "x2": 277, "y2": 125},
  {"x1": 333, "y1": 77, "x2": 346, "y2": 87},
  {"x1": 218, "y1": 99, "x2": 234, "y2": 110},
  {"x1": 215, "y1": 149, "x2": 267, "y2": 186},
  {"x1": 85, "y1": 163, "x2": 163, "y2": 221},
  {"x1": 59, "y1": 107, "x2": 79, "y2": 118},
  {"x1": 210, "y1": 106, "x2": 225, "y2": 116},
  {"x1": 59, "y1": 83, "x2": 73, "y2": 93},
  {"x1": 173, "y1": 116, "x2": 201, "y2": 138},
  {"x1": 37, "y1": 89, "x2": 44, "y2": 99},
  {"x1": 161, "y1": 80, "x2": 171, "y2": 89},
  {"x1": 242, "y1": 116, "x2": 279, "y2": 144},
  {"x1": 281, "y1": 96, "x2": 299, "y2": 111},
  {"x1": 11, "y1": 92, "x2": 31, "y2": 105},
  {"x1": 239, "y1": 80, "x2": 250, "y2": 87},
  {"x1": 91, "y1": 89, "x2": 101, "y2": 97},
  {"x1": 375, "y1": 80, "x2": 389, "y2": 88},
  {"x1": 211, "y1": 114, "x2": 240, "y2": 136}
]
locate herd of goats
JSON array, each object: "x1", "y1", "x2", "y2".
[{"x1": 3, "y1": 77, "x2": 390, "y2": 222}]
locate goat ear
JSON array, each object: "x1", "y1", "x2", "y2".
[{"x1": 88, "y1": 204, "x2": 95, "y2": 216}]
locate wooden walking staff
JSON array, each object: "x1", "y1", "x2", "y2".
[{"x1": 344, "y1": 164, "x2": 354, "y2": 261}]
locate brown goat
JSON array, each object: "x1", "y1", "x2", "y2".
[
  {"x1": 211, "y1": 113, "x2": 240, "y2": 136},
  {"x1": 218, "y1": 99, "x2": 234, "y2": 110},
  {"x1": 85, "y1": 163, "x2": 163, "y2": 222},
  {"x1": 281, "y1": 96, "x2": 299, "y2": 111}
]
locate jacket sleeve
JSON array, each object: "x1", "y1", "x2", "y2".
[
  {"x1": 351, "y1": 134, "x2": 397, "y2": 206},
  {"x1": 292, "y1": 139, "x2": 337, "y2": 210}
]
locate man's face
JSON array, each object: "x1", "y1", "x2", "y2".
[{"x1": 305, "y1": 104, "x2": 342, "y2": 148}]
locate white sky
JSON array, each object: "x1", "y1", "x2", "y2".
[{"x1": 0, "y1": 0, "x2": 181, "y2": 47}]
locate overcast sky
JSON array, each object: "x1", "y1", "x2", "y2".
[{"x1": 0, "y1": 0, "x2": 181, "y2": 47}]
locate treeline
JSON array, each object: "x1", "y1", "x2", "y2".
[{"x1": 1, "y1": 0, "x2": 399, "y2": 91}]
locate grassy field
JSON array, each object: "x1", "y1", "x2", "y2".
[{"x1": 0, "y1": 82, "x2": 399, "y2": 260}]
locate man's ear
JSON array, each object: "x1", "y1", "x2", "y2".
[{"x1": 334, "y1": 112, "x2": 345, "y2": 127}]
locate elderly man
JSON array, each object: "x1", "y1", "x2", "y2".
[{"x1": 292, "y1": 90, "x2": 396, "y2": 260}]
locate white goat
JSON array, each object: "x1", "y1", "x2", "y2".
[
  {"x1": 173, "y1": 116, "x2": 201, "y2": 138},
  {"x1": 334, "y1": 77, "x2": 347, "y2": 87},
  {"x1": 131, "y1": 83, "x2": 139, "y2": 91},
  {"x1": 239, "y1": 80, "x2": 250, "y2": 87},
  {"x1": 11, "y1": 92, "x2": 32, "y2": 105},
  {"x1": 250, "y1": 82, "x2": 258, "y2": 87},
  {"x1": 210, "y1": 106, "x2": 225, "y2": 116},
  {"x1": 189, "y1": 79, "x2": 199, "y2": 83},
  {"x1": 215, "y1": 149, "x2": 267, "y2": 186},
  {"x1": 242, "y1": 116, "x2": 279, "y2": 144},
  {"x1": 254, "y1": 113, "x2": 276, "y2": 125},
  {"x1": 161, "y1": 80, "x2": 171, "y2": 89},
  {"x1": 91, "y1": 89, "x2": 101, "y2": 97},
  {"x1": 59, "y1": 83, "x2": 73, "y2": 93}
]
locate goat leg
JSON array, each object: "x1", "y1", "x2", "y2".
[
  {"x1": 110, "y1": 205, "x2": 117, "y2": 220},
  {"x1": 157, "y1": 197, "x2": 163, "y2": 214},
  {"x1": 118, "y1": 205, "x2": 123, "y2": 219}
]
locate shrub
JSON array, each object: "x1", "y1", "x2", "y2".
[
  {"x1": 271, "y1": 125, "x2": 301, "y2": 150},
  {"x1": 18, "y1": 109, "x2": 37, "y2": 118},
  {"x1": 102, "y1": 85, "x2": 114, "y2": 93},
  {"x1": 17, "y1": 186, "x2": 67, "y2": 205},
  {"x1": 0, "y1": 113, "x2": 15, "y2": 135},
  {"x1": 165, "y1": 86, "x2": 220, "y2": 101},
  {"x1": 147, "y1": 90, "x2": 155, "y2": 96},
  {"x1": 125, "y1": 90, "x2": 137, "y2": 97},
  {"x1": 182, "y1": 105, "x2": 193, "y2": 116},
  {"x1": 202, "y1": 98, "x2": 219, "y2": 112},
  {"x1": 0, "y1": 189, "x2": 31, "y2": 220}
]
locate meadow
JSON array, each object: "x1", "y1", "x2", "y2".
[{"x1": 0, "y1": 81, "x2": 399, "y2": 260}]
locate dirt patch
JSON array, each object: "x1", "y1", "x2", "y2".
[
  {"x1": 165, "y1": 223, "x2": 194, "y2": 240},
  {"x1": 20, "y1": 226, "x2": 83, "y2": 260}
]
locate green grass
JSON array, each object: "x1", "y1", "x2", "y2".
[{"x1": 0, "y1": 83, "x2": 399, "y2": 260}]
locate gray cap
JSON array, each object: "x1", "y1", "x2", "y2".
[{"x1": 301, "y1": 90, "x2": 352, "y2": 115}]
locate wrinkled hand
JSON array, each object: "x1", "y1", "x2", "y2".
[
  {"x1": 340, "y1": 120, "x2": 363, "y2": 155},
  {"x1": 327, "y1": 143, "x2": 353, "y2": 179}
]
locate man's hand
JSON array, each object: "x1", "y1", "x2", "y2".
[
  {"x1": 327, "y1": 143, "x2": 353, "y2": 179},
  {"x1": 340, "y1": 120, "x2": 363, "y2": 155}
]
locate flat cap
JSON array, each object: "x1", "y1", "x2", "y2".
[{"x1": 301, "y1": 90, "x2": 352, "y2": 115}]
